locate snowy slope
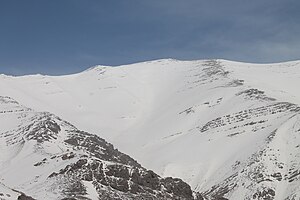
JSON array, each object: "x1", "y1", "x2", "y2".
[
  {"x1": 0, "y1": 96, "x2": 200, "y2": 200},
  {"x1": 0, "y1": 182, "x2": 27, "y2": 200},
  {"x1": 1, "y1": 59, "x2": 300, "y2": 199}
]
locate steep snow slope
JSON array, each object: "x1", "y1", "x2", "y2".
[{"x1": 1, "y1": 59, "x2": 300, "y2": 199}]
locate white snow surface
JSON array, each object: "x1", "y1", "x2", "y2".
[
  {"x1": 0, "y1": 182, "x2": 20, "y2": 200},
  {"x1": 1, "y1": 59, "x2": 300, "y2": 199}
]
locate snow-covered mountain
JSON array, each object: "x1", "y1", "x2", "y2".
[{"x1": 1, "y1": 59, "x2": 300, "y2": 199}]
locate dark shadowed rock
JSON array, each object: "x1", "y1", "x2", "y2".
[{"x1": 17, "y1": 193, "x2": 35, "y2": 200}]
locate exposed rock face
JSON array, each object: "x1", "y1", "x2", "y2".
[
  {"x1": 49, "y1": 127, "x2": 199, "y2": 199},
  {"x1": 199, "y1": 102, "x2": 300, "y2": 133},
  {"x1": 0, "y1": 96, "x2": 201, "y2": 200},
  {"x1": 50, "y1": 157, "x2": 196, "y2": 199},
  {"x1": 64, "y1": 130, "x2": 142, "y2": 168},
  {"x1": 17, "y1": 193, "x2": 35, "y2": 200}
]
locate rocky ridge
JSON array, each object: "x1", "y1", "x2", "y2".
[{"x1": 0, "y1": 96, "x2": 202, "y2": 200}]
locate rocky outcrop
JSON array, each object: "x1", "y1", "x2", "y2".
[{"x1": 0, "y1": 96, "x2": 201, "y2": 200}]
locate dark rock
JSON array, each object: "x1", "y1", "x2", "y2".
[
  {"x1": 213, "y1": 197, "x2": 229, "y2": 200},
  {"x1": 140, "y1": 170, "x2": 160, "y2": 190},
  {"x1": 109, "y1": 178, "x2": 129, "y2": 192},
  {"x1": 105, "y1": 164, "x2": 130, "y2": 179},
  {"x1": 253, "y1": 188, "x2": 275, "y2": 199},
  {"x1": 162, "y1": 177, "x2": 193, "y2": 198},
  {"x1": 62, "y1": 152, "x2": 75, "y2": 160},
  {"x1": 17, "y1": 193, "x2": 35, "y2": 200}
]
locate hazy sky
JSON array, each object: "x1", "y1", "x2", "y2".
[{"x1": 1, "y1": 0, "x2": 300, "y2": 75}]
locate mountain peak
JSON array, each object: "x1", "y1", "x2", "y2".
[{"x1": 1, "y1": 59, "x2": 300, "y2": 199}]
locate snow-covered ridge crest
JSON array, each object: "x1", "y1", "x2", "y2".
[{"x1": 83, "y1": 64, "x2": 112, "y2": 73}]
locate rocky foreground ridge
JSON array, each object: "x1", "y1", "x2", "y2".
[{"x1": 0, "y1": 96, "x2": 202, "y2": 200}]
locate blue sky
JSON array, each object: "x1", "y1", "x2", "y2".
[{"x1": 0, "y1": 0, "x2": 300, "y2": 75}]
